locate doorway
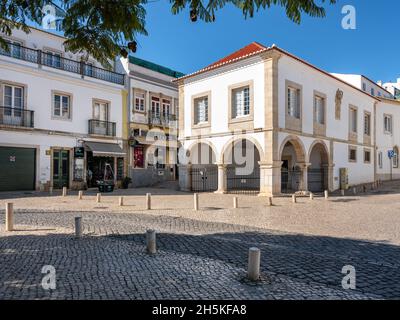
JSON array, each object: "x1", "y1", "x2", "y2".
[{"x1": 53, "y1": 149, "x2": 69, "y2": 189}]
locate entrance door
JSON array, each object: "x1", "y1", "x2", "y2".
[
  {"x1": 53, "y1": 150, "x2": 69, "y2": 189},
  {"x1": 93, "y1": 101, "x2": 109, "y2": 135}
]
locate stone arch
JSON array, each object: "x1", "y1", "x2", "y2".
[
  {"x1": 187, "y1": 140, "x2": 218, "y2": 165},
  {"x1": 308, "y1": 140, "x2": 330, "y2": 165},
  {"x1": 188, "y1": 141, "x2": 218, "y2": 165},
  {"x1": 279, "y1": 135, "x2": 307, "y2": 163},
  {"x1": 220, "y1": 136, "x2": 265, "y2": 164},
  {"x1": 308, "y1": 141, "x2": 330, "y2": 192}
]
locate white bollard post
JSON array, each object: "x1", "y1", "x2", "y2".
[
  {"x1": 248, "y1": 247, "x2": 261, "y2": 281},
  {"x1": 324, "y1": 190, "x2": 329, "y2": 199},
  {"x1": 194, "y1": 193, "x2": 199, "y2": 211},
  {"x1": 119, "y1": 196, "x2": 124, "y2": 206},
  {"x1": 5, "y1": 203, "x2": 14, "y2": 232},
  {"x1": 75, "y1": 217, "x2": 82, "y2": 238},
  {"x1": 78, "y1": 191, "x2": 83, "y2": 200},
  {"x1": 267, "y1": 197, "x2": 273, "y2": 207},
  {"x1": 146, "y1": 193, "x2": 151, "y2": 210},
  {"x1": 62, "y1": 187, "x2": 67, "y2": 197},
  {"x1": 341, "y1": 189, "x2": 345, "y2": 196},
  {"x1": 310, "y1": 193, "x2": 314, "y2": 200},
  {"x1": 146, "y1": 230, "x2": 156, "y2": 254},
  {"x1": 292, "y1": 194, "x2": 297, "y2": 203},
  {"x1": 233, "y1": 197, "x2": 238, "y2": 209},
  {"x1": 49, "y1": 187, "x2": 53, "y2": 195},
  {"x1": 353, "y1": 187, "x2": 357, "y2": 195},
  {"x1": 96, "y1": 193, "x2": 101, "y2": 203}
]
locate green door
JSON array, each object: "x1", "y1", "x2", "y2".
[
  {"x1": 53, "y1": 150, "x2": 69, "y2": 189},
  {"x1": 0, "y1": 147, "x2": 36, "y2": 191}
]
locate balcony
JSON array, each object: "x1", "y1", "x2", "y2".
[
  {"x1": 0, "y1": 106, "x2": 34, "y2": 128},
  {"x1": 88, "y1": 119, "x2": 116, "y2": 137},
  {"x1": 0, "y1": 41, "x2": 125, "y2": 85},
  {"x1": 148, "y1": 111, "x2": 177, "y2": 128}
]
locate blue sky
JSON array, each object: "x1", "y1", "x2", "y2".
[{"x1": 133, "y1": 0, "x2": 399, "y2": 83}]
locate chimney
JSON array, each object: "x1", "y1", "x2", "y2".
[{"x1": 377, "y1": 80, "x2": 382, "y2": 86}]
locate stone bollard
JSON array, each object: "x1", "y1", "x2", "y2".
[
  {"x1": 119, "y1": 196, "x2": 124, "y2": 206},
  {"x1": 353, "y1": 187, "x2": 357, "y2": 195},
  {"x1": 341, "y1": 189, "x2": 345, "y2": 197},
  {"x1": 324, "y1": 190, "x2": 329, "y2": 199},
  {"x1": 267, "y1": 197, "x2": 273, "y2": 207},
  {"x1": 96, "y1": 193, "x2": 101, "y2": 203},
  {"x1": 310, "y1": 193, "x2": 314, "y2": 201},
  {"x1": 78, "y1": 191, "x2": 83, "y2": 200},
  {"x1": 5, "y1": 203, "x2": 14, "y2": 232},
  {"x1": 194, "y1": 193, "x2": 199, "y2": 211},
  {"x1": 146, "y1": 230, "x2": 156, "y2": 254},
  {"x1": 49, "y1": 187, "x2": 53, "y2": 195},
  {"x1": 146, "y1": 193, "x2": 151, "y2": 210},
  {"x1": 248, "y1": 247, "x2": 261, "y2": 281},
  {"x1": 233, "y1": 197, "x2": 238, "y2": 209},
  {"x1": 62, "y1": 187, "x2": 67, "y2": 197},
  {"x1": 75, "y1": 217, "x2": 82, "y2": 238},
  {"x1": 292, "y1": 194, "x2": 297, "y2": 203}
]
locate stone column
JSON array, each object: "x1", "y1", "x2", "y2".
[
  {"x1": 215, "y1": 164, "x2": 227, "y2": 194},
  {"x1": 324, "y1": 163, "x2": 335, "y2": 192},
  {"x1": 298, "y1": 163, "x2": 311, "y2": 192},
  {"x1": 258, "y1": 161, "x2": 283, "y2": 197},
  {"x1": 178, "y1": 164, "x2": 192, "y2": 192}
]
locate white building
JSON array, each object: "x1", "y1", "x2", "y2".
[
  {"x1": 118, "y1": 56, "x2": 183, "y2": 187},
  {"x1": 0, "y1": 27, "x2": 126, "y2": 191},
  {"x1": 176, "y1": 42, "x2": 382, "y2": 196},
  {"x1": 382, "y1": 78, "x2": 400, "y2": 100}
]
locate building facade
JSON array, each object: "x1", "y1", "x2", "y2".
[
  {"x1": 0, "y1": 27, "x2": 126, "y2": 191},
  {"x1": 119, "y1": 56, "x2": 183, "y2": 187},
  {"x1": 176, "y1": 42, "x2": 388, "y2": 196}
]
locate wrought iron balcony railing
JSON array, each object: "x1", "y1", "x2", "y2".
[
  {"x1": 148, "y1": 111, "x2": 177, "y2": 127},
  {"x1": 0, "y1": 106, "x2": 34, "y2": 128},
  {"x1": 88, "y1": 119, "x2": 116, "y2": 137},
  {"x1": 0, "y1": 41, "x2": 125, "y2": 85}
]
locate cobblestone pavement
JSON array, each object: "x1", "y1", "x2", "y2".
[{"x1": 0, "y1": 207, "x2": 399, "y2": 300}]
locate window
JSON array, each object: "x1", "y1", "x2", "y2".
[
  {"x1": 194, "y1": 96, "x2": 208, "y2": 124},
  {"x1": 45, "y1": 51, "x2": 62, "y2": 68},
  {"x1": 349, "y1": 147, "x2": 357, "y2": 162},
  {"x1": 232, "y1": 86, "x2": 250, "y2": 118},
  {"x1": 135, "y1": 92, "x2": 145, "y2": 112},
  {"x1": 364, "y1": 150, "x2": 371, "y2": 163},
  {"x1": 362, "y1": 83, "x2": 367, "y2": 91},
  {"x1": 93, "y1": 101, "x2": 108, "y2": 122},
  {"x1": 384, "y1": 115, "x2": 393, "y2": 134},
  {"x1": 378, "y1": 152, "x2": 383, "y2": 169},
  {"x1": 53, "y1": 93, "x2": 71, "y2": 119},
  {"x1": 162, "y1": 99, "x2": 171, "y2": 117},
  {"x1": 287, "y1": 87, "x2": 300, "y2": 118},
  {"x1": 364, "y1": 113, "x2": 371, "y2": 136},
  {"x1": 151, "y1": 97, "x2": 160, "y2": 116},
  {"x1": 371, "y1": 88, "x2": 375, "y2": 96},
  {"x1": 3, "y1": 84, "x2": 24, "y2": 117},
  {"x1": 314, "y1": 95, "x2": 325, "y2": 124},
  {"x1": 350, "y1": 107, "x2": 357, "y2": 133}
]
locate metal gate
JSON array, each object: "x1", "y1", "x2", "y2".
[
  {"x1": 281, "y1": 169, "x2": 302, "y2": 193},
  {"x1": 191, "y1": 166, "x2": 218, "y2": 192},
  {"x1": 308, "y1": 168, "x2": 326, "y2": 193},
  {"x1": 227, "y1": 166, "x2": 260, "y2": 193}
]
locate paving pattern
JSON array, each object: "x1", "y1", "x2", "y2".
[{"x1": 0, "y1": 208, "x2": 399, "y2": 300}]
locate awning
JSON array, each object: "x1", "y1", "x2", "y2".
[
  {"x1": 132, "y1": 137, "x2": 179, "y2": 148},
  {"x1": 84, "y1": 141, "x2": 126, "y2": 157}
]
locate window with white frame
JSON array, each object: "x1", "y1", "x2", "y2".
[
  {"x1": 378, "y1": 152, "x2": 383, "y2": 169},
  {"x1": 53, "y1": 93, "x2": 71, "y2": 119},
  {"x1": 151, "y1": 97, "x2": 160, "y2": 116},
  {"x1": 194, "y1": 96, "x2": 208, "y2": 124},
  {"x1": 314, "y1": 95, "x2": 325, "y2": 124},
  {"x1": 287, "y1": 87, "x2": 300, "y2": 118},
  {"x1": 162, "y1": 99, "x2": 171, "y2": 117},
  {"x1": 364, "y1": 113, "x2": 371, "y2": 136},
  {"x1": 371, "y1": 88, "x2": 375, "y2": 96},
  {"x1": 350, "y1": 107, "x2": 357, "y2": 133},
  {"x1": 384, "y1": 115, "x2": 393, "y2": 134},
  {"x1": 362, "y1": 83, "x2": 367, "y2": 91},
  {"x1": 135, "y1": 92, "x2": 145, "y2": 112},
  {"x1": 3, "y1": 84, "x2": 24, "y2": 117},
  {"x1": 232, "y1": 86, "x2": 250, "y2": 118},
  {"x1": 349, "y1": 147, "x2": 357, "y2": 162}
]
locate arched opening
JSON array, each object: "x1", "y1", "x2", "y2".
[
  {"x1": 189, "y1": 143, "x2": 218, "y2": 192},
  {"x1": 224, "y1": 139, "x2": 261, "y2": 193},
  {"x1": 308, "y1": 142, "x2": 329, "y2": 192},
  {"x1": 280, "y1": 139, "x2": 306, "y2": 193}
]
